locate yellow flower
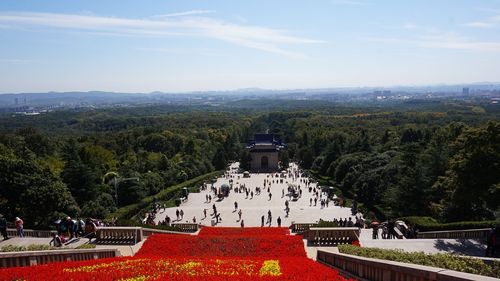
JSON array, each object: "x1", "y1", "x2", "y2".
[{"x1": 259, "y1": 260, "x2": 281, "y2": 276}]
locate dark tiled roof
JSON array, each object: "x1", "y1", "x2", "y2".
[{"x1": 249, "y1": 148, "x2": 279, "y2": 153}]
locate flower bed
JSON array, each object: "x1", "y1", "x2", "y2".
[
  {"x1": 135, "y1": 233, "x2": 306, "y2": 258},
  {"x1": 198, "y1": 227, "x2": 290, "y2": 236},
  {"x1": 0, "y1": 227, "x2": 354, "y2": 281}
]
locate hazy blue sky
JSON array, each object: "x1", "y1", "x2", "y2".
[{"x1": 1, "y1": 0, "x2": 500, "y2": 93}]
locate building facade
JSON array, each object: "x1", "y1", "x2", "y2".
[{"x1": 246, "y1": 134, "x2": 285, "y2": 172}]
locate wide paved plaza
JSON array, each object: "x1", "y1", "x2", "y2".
[{"x1": 155, "y1": 162, "x2": 359, "y2": 227}]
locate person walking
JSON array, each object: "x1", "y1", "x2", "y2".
[
  {"x1": 176, "y1": 209, "x2": 180, "y2": 221},
  {"x1": 15, "y1": 217, "x2": 24, "y2": 238},
  {"x1": 0, "y1": 214, "x2": 8, "y2": 240},
  {"x1": 277, "y1": 216, "x2": 282, "y2": 227},
  {"x1": 240, "y1": 219, "x2": 245, "y2": 228},
  {"x1": 238, "y1": 209, "x2": 242, "y2": 221},
  {"x1": 234, "y1": 201, "x2": 238, "y2": 211},
  {"x1": 180, "y1": 209, "x2": 184, "y2": 220},
  {"x1": 261, "y1": 215, "x2": 265, "y2": 227},
  {"x1": 372, "y1": 226, "x2": 379, "y2": 239},
  {"x1": 84, "y1": 219, "x2": 97, "y2": 242}
]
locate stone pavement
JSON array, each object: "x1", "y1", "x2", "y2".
[
  {"x1": 359, "y1": 226, "x2": 488, "y2": 257},
  {"x1": 0, "y1": 236, "x2": 88, "y2": 249},
  {"x1": 155, "y1": 162, "x2": 360, "y2": 227},
  {"x1": 0, "y1": 236, "x2": 145, "y2": 257}
]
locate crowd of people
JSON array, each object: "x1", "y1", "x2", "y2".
[
  {"x1": 0, "y1": 213, "x2": 104, "y2": 247},
  {"x1": 47, "y1": 217, "x2": 104, "y2": 247},
  {"x1": 142, "y1": 163, "x2": 362, "y2": 230}
]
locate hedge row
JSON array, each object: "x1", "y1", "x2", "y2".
[
  {"x1": 1, "y1": 243, "x2": 97, "y2": 253},
  {"x1": 116, "y1": 220, "x2": 183, "y2": 232},
  {"x1": 316, "y1": 219, "x2": 340, "y2": 227},
  {"x1": 108, "y1": 170, "x2": 223, "y2": 223},
  {"x1": 0, "y1": 244, "x2": 56, "y2": 252},
  {"x1": 338, "y1": 244, "x2": 500, "y2": 278},
  {"x1": 400, "y1": 216, "x2": 499, "y2": 232}
]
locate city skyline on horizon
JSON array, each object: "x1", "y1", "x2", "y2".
[{"x1": 1, "y1": 0, "x2": 500, "y2": 93}]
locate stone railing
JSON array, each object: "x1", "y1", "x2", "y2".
[
  {"x1": 289, "y1": 223, "x2": 318, "y2": 233},
  {"x1": 316, "y1": 250, "x2": 497, "y2": 281},
  {"x1": 0, "y1": 249, "x2": 118, "y2": 268},
  {"x1": 417, "y1": 228, "x2": 490, "y2": 239},
  {"x1": 303, "y1": 227, "x2": 360, "y2": 246},
  {"x1": 141, "y1": 227, "x2": 189, "y2": 237},
  {"x1": 96, "y1": 227, "x2": 143, "y2": 245},
  {"x1": 170, "y1": 223, "x2": 199, "y2": 233},
  {"x1": 7, "y1": 228, "x2": 56, "y2": 238}
]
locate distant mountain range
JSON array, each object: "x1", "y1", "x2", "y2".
[{"x1": 1, "y1": 83, "x2": 499, "y2": 109}]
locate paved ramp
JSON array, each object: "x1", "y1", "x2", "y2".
[
  {"x1": 359, "y1": 233, "x2": 486, "y2": 257},
  {"x1": 156, "y1": 163, "x2": 361, "y2": 227}
]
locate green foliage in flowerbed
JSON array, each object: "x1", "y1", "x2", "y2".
[
  {"x1": 401, "y1": 216, "x2": 499, "y2": 232},
  {"x1": 76, "y1": 244, "x2": 97, "y2": 249},
  {"x1": 1, "y1": 243, "x2": 99, "y2": 252},
  {"x1": 316, "y1": 219, "x2": 340, "y2": 227},
  {"x1": 141, "y1": 224, "x2": 183, "y2": 232},
  {"x1": 113, "y1": 219, "x2": 183, "y2": 232},
  {"x1": 1, "y1": 244, "x2": 56, "y2": 252},
  {"x1": 109, "y1": 170, "x2": 223, "y2": 222},
  {"x1": 338, "y1": 244, "x2": 500, "y2": 278}
]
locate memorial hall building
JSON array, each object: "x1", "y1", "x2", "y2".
[{"x1": 246, "y1": 134, "x2": 285, "y2": 172}]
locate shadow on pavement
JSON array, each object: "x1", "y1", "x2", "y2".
[{"x1": 433, "y1": 239, "x2": 486, "y2": 257}]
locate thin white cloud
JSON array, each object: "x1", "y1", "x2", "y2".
[
  {"x1": 136, "y1": 47, "x2": 229, "y2": 57},
  {"x1": 0, "y1": 11, "x2": 321, "y2": 58},
  {"x1": 0, "y1": 58, "x2": 37, "y2": 64},
  {"x1": 462, "y1": 21, "x2": 494, "y2": 28},
  {"x1": 462, "y1": 13, "x2": 500, "y2": 28},
  {"x1": 363, "y1": 33, "x2": 500, "y2": 52},
  {"x1": 364, "y1": 22, "x2": 500, "y2": 52},
  {"x1": 152, "y1": 10, "x2": 216, "y2": 18}
]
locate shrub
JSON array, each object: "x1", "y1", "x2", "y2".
[
  {"x1": 1, "y1": 244, "x2": 56, "y2": 252},
  {"x1": 76, "y1": 244, "x2": 96, "y2": 249},
  {"x1": 338, "y1": 244, "x2": 500, "y2": 278},
  {"x1": 108, "y1": 171, "x2": 223, "y2": 221},
  {"x1": 114, "y1": 219, "x2": 182, "y2": 232},
  {"x1": 316, "y1": 219, "x2": 340, "y2": 227},
  {"x1": 401, "y1": 216, "x2": 499, "y2": 232},
  {"x1": 141, "y1": 224, "x2": 183, "y2": 232}
]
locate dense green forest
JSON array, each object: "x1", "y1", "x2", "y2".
[{"x1": 0, "y1": 99, "x2": 498, "y2": 228}]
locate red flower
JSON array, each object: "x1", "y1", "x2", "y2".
[{"x1": 0, "y1": 227, "x2": 355, "y2": 281}]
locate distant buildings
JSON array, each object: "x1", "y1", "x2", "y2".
[{"x1": 463, "y1": 87, "x2": 470, "y2": 95}]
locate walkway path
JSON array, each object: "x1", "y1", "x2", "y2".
[
  {"x1": 155, "y1": 162, "x2": 360, "y2": 227},
  {"x1": 358, "y1": 225, "x2": 488, "y2": 257}
]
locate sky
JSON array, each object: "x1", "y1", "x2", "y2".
[{"x1": 1, "y1": 0, "x2": 500, "y2": 93}]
